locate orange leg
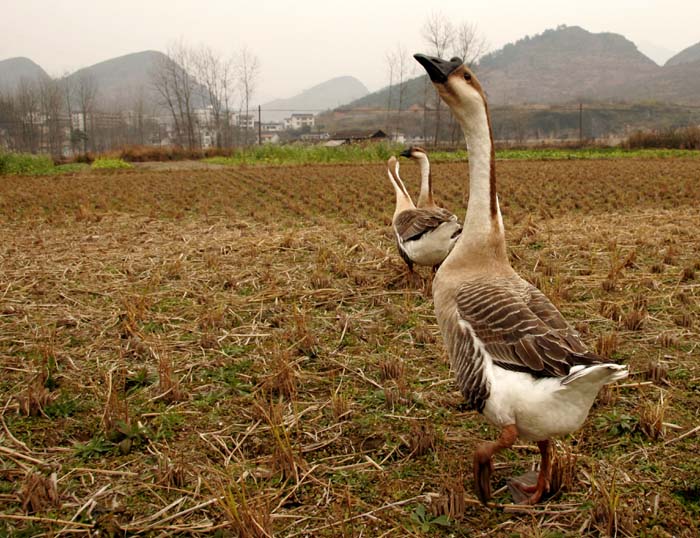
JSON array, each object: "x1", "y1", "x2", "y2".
[
  {"x1": 509, "y1": 439, "x2": 551, "y2": 504},
  {"x1": 473, "y1": 424, "x2": 518, "y2": 504}
]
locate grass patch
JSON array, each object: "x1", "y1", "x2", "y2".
[
  {"x1": 0, "y1": 152, "x2": 91, "y2": 176},
  {"x1": 203, "y1": 145, "x2": 700, "y2": 166},
  {"x1": 204, "y1": 141, "x2": 402, "y2": 165},
  {"x1": 55, "y1": 162, "x2": 90, "y2": 173},
  {"x1": 0, "y1": 152, "x2": 55, "y2": 175},
  {"x1": 91, "y1": 157, "x2": 133, "y2": 170}
]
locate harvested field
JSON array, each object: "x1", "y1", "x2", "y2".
[{"x1": 1, "y1": 159, "x2": 699, "y2": 536}]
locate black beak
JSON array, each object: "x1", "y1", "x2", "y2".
[
  {"x1": 414, "y1": 54, "x2": 463, "y2": 83},
  {"x1": 399, "y1": 148, "x2": 412, "y2": 158}
]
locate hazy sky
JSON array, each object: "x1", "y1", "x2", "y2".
[{"x1": 1, "y1": 0, "x2": 699, "y2": 102}]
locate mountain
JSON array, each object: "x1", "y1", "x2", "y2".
[
  {"x1": 620, "y1": 58, "x2": 700, "y2": 104},
  {"x1": 476, "y1": 25, "x2": 658, "y2": 104},
  {"x1": 261, "y1": 76, "x2": 369, "y2": 122},
  {"x1": 339, "y1": 25, "x2": 700, "y2": 113},
  {"x1": 65, "y1": 50, "x2": 181, "y2": 109},
  {"x1": 665, "y1": 41, "x2": 700, "y2": 67},
  {"x1": 0, "y1": 57, "x2": 49, "y2": 91}
]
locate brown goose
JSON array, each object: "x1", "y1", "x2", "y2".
[
  {"x1": 386, "y1": 156, "x2": 462, "y2": 272},
  {"x1": 400, "y1": 146, "x2": 441, "y2": 210},
  {"x1": 413, "y1": 54, "x2": 628, "y2": 505}
]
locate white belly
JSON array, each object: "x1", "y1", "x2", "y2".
[
  {"x1": 401, "y1": 222, "x2": 461, "y2": 266},
  {"x1": 482, "y1": 366, "x2": 598, "y2": 441}
]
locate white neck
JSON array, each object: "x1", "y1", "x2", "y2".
[
  {"x1": 442, "y1": 97, "x2": 507, "y2": 268},
  {"x1": 457, "y1": 103, "x2": 502, "y2": 238},
  {"x1": 387, "y1": 165, "x2": 414, "y2": 218},
  {"x1": 416, "y1": 154, "x2": 433, "y2": 208}
]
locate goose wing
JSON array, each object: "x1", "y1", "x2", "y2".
[
  {"x1": 394, "y1": 207, "x2": 458, "y2": 243},
  {"x1": 455, "y1": 277, "x2": 601, "y2": 378}
]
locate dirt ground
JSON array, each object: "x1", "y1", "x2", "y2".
[{"x1": 0, "y1": 159, "x2": 698, "y2": 536}]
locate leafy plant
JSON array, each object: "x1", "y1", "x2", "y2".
[
  {"x1": 106, "y1": 419, "x2": 151, "y2": 454},
  {"x1": 410, "y1": 503, "x2": 451, "y2": 533},
  {"x1": 74, "y1": 436, "x2": 114, "y2": 460},
  {"x1": 153, "y1": 412, "x2": 185, "y2": 440},
  {"x1": 44, "y1": 391, "x2": 80, "y2": 418},
  {"x1": 594, "y1": 411, "x2": 639, "y2": 436},
  {"x1": 125, "y1": 367, "x2": 154, "y2": 394}
]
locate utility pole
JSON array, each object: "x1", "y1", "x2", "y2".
[
  {"x1": 258, "y1": 105, "x2": 262, "y2": 145},
  {"x1": 579, "y1": 103, "x2": 583, "y2": 146}
]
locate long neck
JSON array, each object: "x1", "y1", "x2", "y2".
[
  {"x1": 387, "y1": 166, "x2": 414, "y2": 218},
  {"x1": 450, "y1": 101, "x2": 508, "y2": 266},
  {"x1": 416, "y1": 154, "x2": 434, "y2": 208}
]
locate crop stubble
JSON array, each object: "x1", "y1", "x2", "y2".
[{"x1": 0, "y1": 159, "x2": 699, "y2": 536}]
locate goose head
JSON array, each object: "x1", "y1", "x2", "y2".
[
  {"x1": 414, "y1": 54, "x2": 487, "y2": 127},
  {"x1": 399, "y1": 146, "x2": 427, "y2": 160}
]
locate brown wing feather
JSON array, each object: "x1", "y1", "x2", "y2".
[
  {"x1": 394, "y1": 208, "x2": 457, "y2": 243},
  {"x1": 455, "y1": 277, "x2": 601, "y2": 378},
  {"x1": 442, "y1": 311, "x2": 490, "y2": 412}
]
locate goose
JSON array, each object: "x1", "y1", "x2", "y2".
[
  {"x1": 399, "y1": 146, "x2": 441, "y2": 210},
  {"x1": 413, "y1": 53, "x2": 628, "y2": 505},
  {"x1": 386, "y1": 156, "x2": 462, "y2": 273}
]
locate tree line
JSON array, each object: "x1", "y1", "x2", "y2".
[
  {"x1": 383, "y1": 12, "x2": 488, "y2": 145},
  {"x1": 0, "y1": 41, "x2": 260, "y2": 156}
]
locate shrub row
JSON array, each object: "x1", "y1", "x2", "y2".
[{"x1": 623, "y1": 126, "x2": 700, "y2": 150}]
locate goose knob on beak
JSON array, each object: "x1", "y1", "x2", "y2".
[{"x1": 414, "y1": 54, "x2": 463, "y2": 83}]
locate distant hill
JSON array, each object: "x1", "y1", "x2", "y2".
[
  {"x1": 64, "y1": 50, "x2": 202, "y2": 110},
  {"x1": 621, "y1": 58, "x2": 700, "y2": 104},
  {"x1": 0, "y1": 57, "x2": 49, "y2": 91},
  {"x1": 261, "y1": 76, "x2": 369, "y2": 122},
  {"x1": 339, "y1": 26, "x2": 700, "y2": 114},
  {"x1": 476, "y1": 25, "x2": 658, "y2": 104},
  {"x1": 665, "y1": 41, "x2": 700, "y2": 67},
  {"x1": 1, "y1": 51, "x2": 367, "y2": 118}
]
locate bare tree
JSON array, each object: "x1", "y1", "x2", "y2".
[
  {"x1": 449, "y1": 22, "x2": 488, "y2": 143},
  {"x1": 394, "y1": 45, "x2": 411, "y2": 139},
  {"x1": 422, "y1": 12, "x2": 454, "y2": 146},
  {"x1": 422, "y1": 12, "x2": 454, "y2": 58},
  {"x1": 152, "y1": 41, "x2": 198, "y2": 149},
  {"x1": 236, "y1": 47, "x2": 259, "y2": 146},
  {"x1": 75, "y1": 72, "x2": 98, "y2": 152},
  {"x1": 0, "y1": 91, "x2": 20, "y2": 151},
  {"x1": 194, "y1": 46, "x2": 234, "y2": 148},
  {"x1": 16, "y1": 78, "x2": 40, "y2": 153},
  {"x1": 385, "y1": 50, "x2": 397, "y2": 130},
  {"x1": 38, "y1": 79, "x2": 63, "y2": 156},
  {"x1": 453, "y1": 22, "x2": 488, "y2": 67}
]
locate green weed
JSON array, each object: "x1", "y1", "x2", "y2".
[
  {"x1": 91, "y1": 158, "x2": 133, "y2": 170},
  {"x1": 44, "y1": 392, "x2": 80, "y2": 418},
  {"x1": 410, "y1": 503, "x2": 451, "y2": 533},
  {"x1": 74, "y1": 436, "x2": 114, "y2": 460},
  {"x1": 0, "y1": 152, "x2": 55, "y2": 175}
]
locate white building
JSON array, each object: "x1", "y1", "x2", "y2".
[
  {"x1": 194, "y1": 106, "x2": 215, "y2": 126},
  {"x1": 71, "y1": 112, "x2": 85, "y2": 131},
  {"x1": 260, "y1": 132, "x2": 281, "y2": 144},
  {"x1": 259, "y1": 121, "x2": 285, "y2": 132},
  {"x1": 284, "y1": 113, "x2": 315, "y2": 130},
  {"x1": 234, "y1": 113, "x2": 255, "y2": 129}
]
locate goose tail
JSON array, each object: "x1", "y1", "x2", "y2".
[{"x1": 561, "y1": 363, "x2": 628, "y2": 387}]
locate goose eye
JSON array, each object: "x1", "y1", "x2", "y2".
[{"x1": 464, "y1": 73, "x2": 472, "y2": 82}]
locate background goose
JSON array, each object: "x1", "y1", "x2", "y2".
[
  {"x1": 386, "y1": 156, "x2": 462, "y2": 273},
  {"x1": 413, "y1": 53, "x2": 628, "y2": 505},
  {"x1": 400, "y1": 146, "x2": 442, "y2": 210}
]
